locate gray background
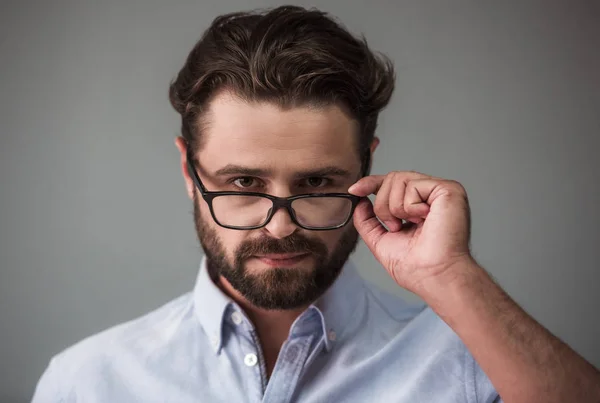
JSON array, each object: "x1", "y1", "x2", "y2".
[{"x1": 1, "y1": 0, "x2": 599, "y2": 401}]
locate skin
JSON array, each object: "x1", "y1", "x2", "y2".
[{"x1": 176, "y1": 91, "x2": 600, "y2": 401}]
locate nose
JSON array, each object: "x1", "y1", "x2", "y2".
[{"x1": 263, "y1": 206, "x2": 298, "y2": 239}]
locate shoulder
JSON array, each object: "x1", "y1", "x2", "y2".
[
  {"x1": 57, "y1": 292, "x2": 194, "y2": 366},
  {"x1": 33, "y1": 292, "x2": 194, "y2": 401},
  {"x1": 360, "y1": 278, "x2": 428, "y2": 327},
  {"x1": 360, "y1": 278, "x2": 472, "y2": 352},
  {"x1": 358, "y1": 280, "x2": 499, "y2": 402}
]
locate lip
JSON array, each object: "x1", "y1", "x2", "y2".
[{"x1": 254, "y1": 253, "x2": 310, "y2": 266}]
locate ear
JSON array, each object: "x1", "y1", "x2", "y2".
[
  {"x1": 370, "y1": 137, "x2": 380, "y2": 155},
  {"x1": 174, "y1": 136, "x2": 194, "y2": 200}
]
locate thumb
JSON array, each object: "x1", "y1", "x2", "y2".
[{"x1": 353, "y1": 197, "x2": 387, "y2": 253}]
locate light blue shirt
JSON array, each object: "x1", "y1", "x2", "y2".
[{"x1": 32, "y1": 259, "x2": 501, "y2": 402}]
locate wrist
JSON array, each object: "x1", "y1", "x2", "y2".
[{"x1": 415, "y1": 256, "x2": 488, "y2": 312}]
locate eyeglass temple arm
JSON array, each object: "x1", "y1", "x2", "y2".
[{"x1": 184, "y1": 145, "x2": 209, "y2": 194}]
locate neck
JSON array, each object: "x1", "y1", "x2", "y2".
[{"x1": 218, "y1": 276, "x2": 307, "y2": 377}]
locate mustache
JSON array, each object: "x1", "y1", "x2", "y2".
[{"x1": 236, "y1": 233, "x2": 327, "y2": 260}]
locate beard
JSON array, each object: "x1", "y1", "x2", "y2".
[{"x1": 192, "y1": 191, "x2": 360, "y2": 310}]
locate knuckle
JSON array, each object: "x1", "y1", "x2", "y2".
[
  {"x1": 447, "y1": 180, "x2": 466, "y2": 193},
  {"x1": 390, "y1": 204, "x2": 405, "y2": 216},
  {"x1": 391, "y1": 171, "x2": 407, "y2": 181}
]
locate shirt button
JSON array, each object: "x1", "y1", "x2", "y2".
[
  {"x1": 286, "y1": 345, "x2": 298, "y2": 361},
  {"x1": 231, "y1": 311, "x2": 243, "y2": 325},
  {"x1": 210, "y1": 337, "x2": 219, "y2": 349},
  {"x1": 244, "y1": 353, "x2": 258, "y2": 367},
  {"x1": 328, "y1": 330, "x2": 337, "y2": 341}
]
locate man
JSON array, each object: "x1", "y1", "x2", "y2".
[{"x1": 32, "y1": 5, "x2": 600, "y2": 403}]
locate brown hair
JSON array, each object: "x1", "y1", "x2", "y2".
[{"x1": 169, "y1": 5, "x2": 395, "y2": 174}]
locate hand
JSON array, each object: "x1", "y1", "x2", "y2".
[{"x1": 348, "y1": 171, "x2": 474, "y2": 296}]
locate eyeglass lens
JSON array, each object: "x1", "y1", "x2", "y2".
[{"x1": 211, "y1": 195, "x2": 353, "y2": 228}]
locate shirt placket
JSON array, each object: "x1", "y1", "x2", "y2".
[
  {"x1": 226, "y1": 306, "x2": 326, "y2": 403},
  {"x1": 228, "y1": 308, "x2": 267, "y2": 402},
  {"x1": 262, "y1": 334, "x2": 314, "y2": 403}
]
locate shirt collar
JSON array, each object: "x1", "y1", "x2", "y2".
[
  {"x1": 192, "y1": 256, "x2": 365, "y2": 354},
  {"x1": 193, "y1": 257, "x2": 232, "y2": 354},
  {"x1": 312, "y1": 259, "x2": 364, "y2": 351}
]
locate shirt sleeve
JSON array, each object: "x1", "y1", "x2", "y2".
[
  {"x1": 31, "y1": 357, "x2": 63, "y2": 403},
  {"x1": 464, "y1": 348, "x2": 501, "y2": 403}
]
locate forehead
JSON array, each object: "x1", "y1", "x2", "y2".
[{"x1": 198, "y1": 92, "x2": 359, "y2": 172}]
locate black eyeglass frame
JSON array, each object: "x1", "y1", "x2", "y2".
[{"x1": 186, "y1": 149, "x2": 367, "y2": 231}]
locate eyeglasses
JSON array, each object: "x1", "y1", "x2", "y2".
[{"x1": 186, "y1": 150, "x2": 363, "y2": 231}]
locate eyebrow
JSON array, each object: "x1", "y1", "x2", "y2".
[
  {"x1": 214, "y1": 165, "x2": 273, "y2": 177},
  {"x1": 212, "y1": 164, "x2": 352, "y2": 178},
  {"x1": 292, "y1": 167, "x2": 352, "y2": 179}
]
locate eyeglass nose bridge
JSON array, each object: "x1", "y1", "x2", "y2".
[{"x1": 263, "y1": 195, "x2": 300, "y2": 227}]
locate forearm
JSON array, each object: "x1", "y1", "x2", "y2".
[{"x1": 421, "y1": 258, "x2": 600, "y2": 403}]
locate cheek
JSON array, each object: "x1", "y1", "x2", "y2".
[
  {"x1": 313, "y1": 230, "x2": 346, "y2": 253},
  {"x1": 195, "y1": 197, "x2": 246, "y2": 256},
  {"x1": 215, "y1": 228, "x2": 250, "y2": 256}
]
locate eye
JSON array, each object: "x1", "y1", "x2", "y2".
[
  {"x1": 304, "y1": 177, "x2": 330, "y2": 188},
  {"x1": 232, "y1": 177, "x2": 257, "y2": 188}
]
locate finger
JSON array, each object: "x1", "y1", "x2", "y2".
[
  {"x1": 352, "y1": 197, "x2": 386, "y2": 253},
  {"x1": 404, "y1": 179, "x2": 438, "y2": 218},
  {"x1": 348, "y1": 171, "x2": 433, "y2": 197},
  {"x1": 384, "y1": 172, "x2": 430, "y2": 224},
  {"x1": 373, "y1": 174, "x2": 404, "y2": 232},
  {"x1": 347, "y1": 175, "x2": 386, "y2": 197},
  {"x1": 388, "y1": 174, "x2": 409, "y2": 222},
  {"x1": 390, "y1": 182, "x2": 425, "y2": 225}
]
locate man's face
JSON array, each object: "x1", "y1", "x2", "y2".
[{"x1": 181, "y1": 92, "x2": 366, "y2": 310}]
